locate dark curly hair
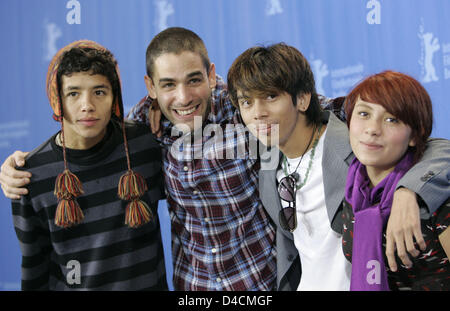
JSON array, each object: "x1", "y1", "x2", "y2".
[{"x1": 56, "y1": 47, "x2": 121, "y2": 117}]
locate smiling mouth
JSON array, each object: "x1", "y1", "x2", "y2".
[
  {"x1": 174, "y1": 105, "x2": 199, "y2": 116},
  {"x1": 255, "y1": 124, "x2": 273, "y2": 135},
  {"x1": 361, "y1": 141, "x2": 382, "y2": 149}
]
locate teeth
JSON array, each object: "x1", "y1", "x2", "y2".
[{"x1": 176, "y1": 106, "x2": 197, "y2": 116}]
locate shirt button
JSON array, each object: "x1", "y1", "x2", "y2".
[
  {"x1": 216, "y1": 278, "x2": 222, "y2": 283},
  {"x1": 420, "y1": 171, "x2": 435, "y2": 182},
  {"x1": 205, "y1": 217, "x2": 210, "y2": 223},
  {"x1": 193, "y1": 190, "x2": 198, "y2": 195},
  {"x1": 183, "y1": 166, "x2": 189, "y2": 171},
  {"x1": 211, "y1": 248, "x2": 217, "y2": 253}
]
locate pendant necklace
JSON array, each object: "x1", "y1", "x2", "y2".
[{"x1": 282, "y1": 123, "x2": 322, "y2": 191}]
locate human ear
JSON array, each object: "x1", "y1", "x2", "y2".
[
  {"x1": 208, "y1": 63, "x2": 217, "y2": 89},
  {"x1": 296, "y1": 93, "x2": 311, "y2": 112},
  {"x1": 144, "y1": 75, "x2": 157, "y2": 99}
]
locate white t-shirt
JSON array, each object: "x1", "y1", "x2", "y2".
[{"x1": 276, "y1": 128, "x2": 351, "y2": 291}]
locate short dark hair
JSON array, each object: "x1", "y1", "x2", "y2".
[
  {"x1": 227, "y1": 43, "x2": 321, "y2": 125},
  {"x1": 57, "y1": 47, "x2": 120, "y2": 112},
  {"x1": 345, "y1": 70, "x2": 433, "y2": 161},
  {"x1": 146, "y1": 27, "x2": 211, "y2": 78}
]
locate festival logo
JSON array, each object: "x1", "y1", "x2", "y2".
[
  {"x1": 266, "y1": 0, "x2": 283, "y2": 16},
  {"x1": 418, "y1": 22, "x2": 440, "y2": 83},
  {"x1": 311, "y1": 59, "x2": 329, "y2": 96},
  {"x1": 44, "y1": 21, "x2": 62, "y2": 61},
  {"x1": 442, "y1": 42, "x2": 450, "y2": 80},
  {"x1": 0, "y1": 121, "x2": 30, "y2": 149},
  {"x1": 330, "y1": 64, "x2": 364, "y2": 98},
  {"x1": 155, "y1": 0, "x2": 174, "y2": 31}
]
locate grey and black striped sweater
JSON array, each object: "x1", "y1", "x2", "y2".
[{"x1": 11, "y1": 119, "x2": 168, "y2": 290}]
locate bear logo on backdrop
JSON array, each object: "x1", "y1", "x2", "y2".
[
  {"x1": 266, "y1": 0, "x2": 283, "y2": 16},
  {"x1": 44, "y1": 21, "x2": 62, "y2": 61},
  {"x1": 311, "y1": 58, "x2": 329, "y2": 96},
  {"x1": 44, "y1": 0, "x2": 81, "y2": 61},
  {"x1": 155, "y1": 0, "x2": 174, "y2": 32},
  {"x1": 419, "y1": 21, "x2": 440, "y2": 83}
]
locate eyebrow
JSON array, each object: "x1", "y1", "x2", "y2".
[
  {"x1": 355, "y1": 102, "x2": 373, "y2": 109},
  {"x1": 237, "y1": 94, "x2": 250, "y2": 100},
  {"x1": 158, "y1": 71, "x2": 204, "y2": 84},
  {"x1": 63, "y1": 84, "x2": 111, "y2": 91},
  {"x1": 187, "y1": 71, "x2": 204, "y2": 78}
]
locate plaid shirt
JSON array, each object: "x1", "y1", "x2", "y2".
[
  {"x1": 127, "y1": 75, "x2": 345, "y2": 290},
  {"x1": 128, "y1": 75, "x2": 276, "y2": 290}
]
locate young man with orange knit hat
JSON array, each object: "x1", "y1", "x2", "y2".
[{"x1": 10, "y1": 40, "x2": 167, "y2": 290}]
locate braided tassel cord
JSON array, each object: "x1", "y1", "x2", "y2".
[
  {"x1": 54, "y1": 169, "x2": 84, "y2": 228},
  {"x1": 55, "y1": 169, "x2": 84, "y2": 198},
  {"x1": 118, "y1": 170, "x2": 148, "y2": 200},
  {"x1": 125, "y1": 199, "x2": 152, "y2": 228},
  {"x1": 55, "y1": 198, "x2": 84, "y2": 228},
  {"x1": 118, "y1": 170, "x2": 153, "y2": 228}
]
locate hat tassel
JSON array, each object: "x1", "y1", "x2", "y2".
[
  {"x1": 118, "y1": 170, "x2": 153, "y2": 228},
  {"x1": 54, "y1": 169, "x2": 84, "y2": 228},
  {"x1": 125, "y1": 199, "x2": 152, "y2": 228}
]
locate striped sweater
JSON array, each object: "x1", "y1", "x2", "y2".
[{"x1": 11, "y1": 120, "x2": 167, "y2": 290}]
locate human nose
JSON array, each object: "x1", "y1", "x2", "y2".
[
  {"x1": 175, "y1": 84, "x2": 192, "y2": 106},
  {"x1": 253, "y1": 100, "x2": 268, "y2": 120},
  {"x1": 364, "y1": 118, "x2": 381, "y2": 136},
  {"x1": 80, "y1": 93, "x2": 95, "y2": 112}
]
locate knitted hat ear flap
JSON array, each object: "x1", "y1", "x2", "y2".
[
  {"x1": 54, "y1": 117, "x2": 85, "y2": 228},
  {"x1": 117, "y1": 118, "x2": 153, "y2": 228}
]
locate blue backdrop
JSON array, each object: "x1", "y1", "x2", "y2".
[{"x1": 1, "y1": 0, "x2": 449, "y2": 290}]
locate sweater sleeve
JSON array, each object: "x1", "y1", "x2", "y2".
[
  {"x1": 11, "y1": 197, "x2": 52, "y2": 290},
  {"x1": 397, "y1": 138, "x2": 450, "y2": 217}
]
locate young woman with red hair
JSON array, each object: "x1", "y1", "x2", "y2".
[{"x1": 342, "y1": 70, "x2": 449, "y2": 291}]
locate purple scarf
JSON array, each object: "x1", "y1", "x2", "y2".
[{"x1": 345, "y1": 152, "x2": 414, "y2": 291}]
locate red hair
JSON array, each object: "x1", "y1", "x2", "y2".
[{"x1": 345, "y1": 71, "x2": 433, "y2": 161}]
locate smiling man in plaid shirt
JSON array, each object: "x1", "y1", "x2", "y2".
[
  {"x1": 127, "y1": 27, "x2": 344, "y2": 290},
  {"x1": 127, "y1": 27, "x2": 274, "y2": 290}
]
